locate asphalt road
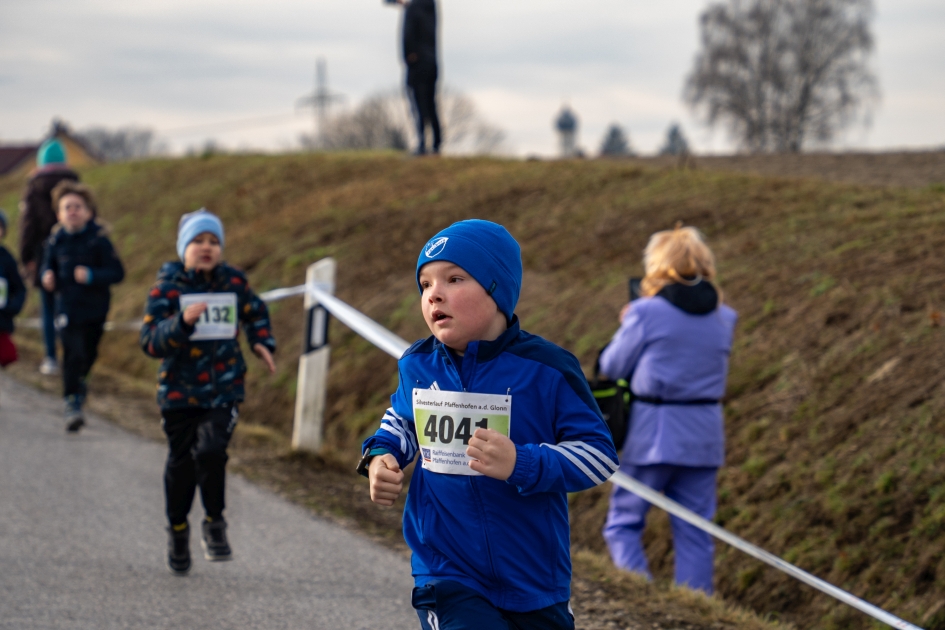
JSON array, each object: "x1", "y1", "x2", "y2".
[{"x1": 0, "y1": 375, "x2": 417, "y2": 630}]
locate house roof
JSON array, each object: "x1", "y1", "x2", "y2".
[{"x1": 0, "y1": 145, "x2": 37, "y2": 176}]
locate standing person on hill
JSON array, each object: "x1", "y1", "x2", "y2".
[
  {"x1": 598, "y1": 225, "x2": 737, "y2": 594},
  {"x1": 360, "y1": 219, "x2": 618, "y2": 628},
  {"x1": 140, "y1": 209, "x2": 276, "y2": 576},
  {"x1": 398, "y1": 0, "x2": 441, "y2": 155},
  {"x1": 41, "y1": 181, "x2": 125, "y2": 432},
  {"x1": 19, "y1": 138, "x2": 80, "y2": 376}
]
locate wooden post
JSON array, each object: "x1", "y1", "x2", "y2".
[{"x1": 292, "y1": 258, "x2": 335, "y2": 453}]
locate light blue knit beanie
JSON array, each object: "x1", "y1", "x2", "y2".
[
  {"x1": 177, "y1": 208, "x2": 224, "y2": 260},
  {"x1": 37, "y1": 139, "x2": 67, "y2": 167}
]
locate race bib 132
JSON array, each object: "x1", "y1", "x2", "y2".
[{"x1": 179, "y1": 293, "x2": 237, "y2": 340}]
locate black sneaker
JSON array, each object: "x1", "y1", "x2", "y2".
[
  {"x1": 167, "y1": 524, "x2": 191, "y2": 576},
  {"x1": 201, "y1": 518, "x2": 232, "y2": 561},
  {"x1": 65, "y1": 400, "x2": 84, "y2": 433}
]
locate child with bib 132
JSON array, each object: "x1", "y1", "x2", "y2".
[
  {"x1": 358, "y1": 219, "x2": 618, "y2": 630},
  {"x1": 140, "y1": 209, "x2": 276, "y2": 576}
]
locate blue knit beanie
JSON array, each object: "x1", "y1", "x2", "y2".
[
  {"x1": 37, "y1": 139, "x2": 66, "y2": 167},
  {"x1": 416, "y1": 219, "x2": 522, "y2": 321},
  {"x1": 177, "y1": 208, "x2": 225, "y2": 260}
]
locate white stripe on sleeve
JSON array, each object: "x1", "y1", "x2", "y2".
[
  {"x1": 543, "y1": 443, "x2": 605, "y2": 485},
  {"x1": 559, "y1": 440, "x2": 619, "y2": 473},
  {"x1": 558, "y1": 442, "x2": 615, "y2": 480},
  {"x1": 380, "y1": 424, "x2": 408, "y2": 454}
]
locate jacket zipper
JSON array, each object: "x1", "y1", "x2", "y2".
[
  {"x1": 441, "y1": 345, "x2": 465, "y2": 391},
  {"x1": 470, "y1": 475, "x2": 503, "y2": 594},
  {"x1": 445, "y1": 343, "x2": 501, "y2": 594}
]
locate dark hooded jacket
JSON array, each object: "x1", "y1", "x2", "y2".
[
  {"x1": 140, "y1": 261, "x2": 276, "y2": 410},
  {"x1": 19, "y1": 166, "x2": 80, "y2": 285},
  {"x1": 403, "y1": 0, "x2": 438, "y2": 84},
  {"x1": 0, "y1": 246, "x2": 27, "y2": 333},
  {"x1": 41, "y1": 221, "x2": 124, "y2": 326}
]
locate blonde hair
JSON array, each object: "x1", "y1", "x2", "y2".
[{"x1": 641, "y1": 223, "x2": 719, "y2": 298}]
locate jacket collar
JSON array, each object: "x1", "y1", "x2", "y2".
[
  {"x1": 159, "y1": 261, "x2": 226, "y2": 286},
  {"x1": 182, "y1": 264, "x2": 227, "y2": 286},
  {"x1": 56, "y1": 221, "x2": 97, "y2": 240},
  {"x1": 431, "y1": 315, "x2": 521, "y2": 365}
]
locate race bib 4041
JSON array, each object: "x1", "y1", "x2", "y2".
[
  {"x1": 413, "y1": 388, "x2": 511, "y2": 475},
  {"x1": 179, "y1": 293, "x2": 237, "y2": 340}
]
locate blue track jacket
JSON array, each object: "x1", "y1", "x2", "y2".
[{"x1": 362, "y1": 318, "x2": 618, "y2": 612}]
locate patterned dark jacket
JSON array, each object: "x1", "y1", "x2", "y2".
[{"x1": 140, "y1": 261, "x2": 276, "y2": 410}]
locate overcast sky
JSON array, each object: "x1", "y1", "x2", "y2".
[{"x1": 2, "y1": 0, "x2": 943, "y2": 156}]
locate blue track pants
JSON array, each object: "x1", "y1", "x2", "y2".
[
  {"x1": 602, "y1": 464, "x2": 717, "y2": 593},
  {"x1": 413, "y1": 580, "x2": 573, "y2": 630}
]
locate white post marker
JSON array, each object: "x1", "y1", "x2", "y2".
[
  {"x1": 609, "y1": 471, "x2": 923, "y2": 630},
  {"x1": 291, "y1": 258, "x2": 336, "y2": 453}
]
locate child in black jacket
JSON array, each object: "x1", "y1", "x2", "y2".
[
  {"x1": 0, "y1": 210, "x2": 27, "y2": 373},
  {"x1": 41, "y1": 182, "x2": 124, "y2": 432}
]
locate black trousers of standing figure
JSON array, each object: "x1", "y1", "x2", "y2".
[
  {"x1": 162, "y1": 406, "x2": 238, "y2": 526},
  {"x1": 407, "y1": 78, "x2": 441, "y2": 153},
  {"x1": 59, "y1": 322, "x2": 105, "y2": 399}
]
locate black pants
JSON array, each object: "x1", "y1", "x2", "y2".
[
  {"x1": 162, "y1": 406, "x2": 238, "y2": 526},
  {"x1": 59, "y1": 323, "x2": 105, "y2": 399},
  {"x1": 407, "y1": 79, "x2": 441, "y2": 153}
]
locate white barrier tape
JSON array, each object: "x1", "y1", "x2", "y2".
[
  {"x1": 17, "y1": 318, "x2": 141, "y2": 332},
  {"x1": 609, "y1": 471, "x2": 921, "y2": 630},
  {"x1": 306, "y1": 282, "x2": 410, "y2": 360},
  {"x1": 15, "y1": 282, "x2": 332, "y2": 333},
  {"x1": 259, "y1": 282, "x2": 332, "y2": 303}
]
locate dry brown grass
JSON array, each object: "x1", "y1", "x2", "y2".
[{"x1": 3, "y1": 150, "x2": 943, "y2": 628}]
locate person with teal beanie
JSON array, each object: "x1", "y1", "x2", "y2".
[
  {"x1": 19, "y1": 136, "x2": 79, "y2": 376},
  {"x1": 37, "y1": 139, "x2": 67, "y2": 167}
]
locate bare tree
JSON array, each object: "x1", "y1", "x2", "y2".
[
  {"x1": 77, "y1": 126, "x2": 165, "y2": 161},
  {"x1": 437, "y1": 88, "x2": 507, "y2": 155},
  {"x1": 684, "y1": 0, "x2": 877, "y2": 152},
  {"x1": 304, "y1": 93, "x2": 408, "y2": 151},
  {"x1": 303, "y1": 87, "x2": 506, "y2": 155}
]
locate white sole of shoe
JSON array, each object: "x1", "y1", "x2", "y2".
[{"x1": 201, "y1": 538, "x2": 233, "y2": 562}]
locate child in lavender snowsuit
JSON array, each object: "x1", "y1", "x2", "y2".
[
  {"x1": 599, "y1": 225, "x2": 737, "y2": 594},
  {"x1": 140, "y1": 209, "x2": 276, "y2": 576}
]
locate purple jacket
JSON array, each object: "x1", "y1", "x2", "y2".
[{"x1": 599, "y1": 282, "x2": 737, "y2": 468}]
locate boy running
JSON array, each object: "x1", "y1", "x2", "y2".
[
  {"x1": 140, "y1": 209, "x2": 276, "y2": 576},
  {"x1": 359, "y1": 219, "x2": 618, "y2": 629},
  {"x1": 41, "y1": 182, "x2": 124, "y2": 432}
]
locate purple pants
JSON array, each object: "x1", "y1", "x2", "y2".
[{"x1": 602, "y1": 464, "x2": 717, "y2": 593}]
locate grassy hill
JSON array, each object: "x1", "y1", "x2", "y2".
[{"x1": 3, "y1": 152, "x2": 944, "y2": 629}]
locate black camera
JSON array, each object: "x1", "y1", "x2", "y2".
[{"x1": 628, "y1": 277, "x2": 642, "y2": 302}]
